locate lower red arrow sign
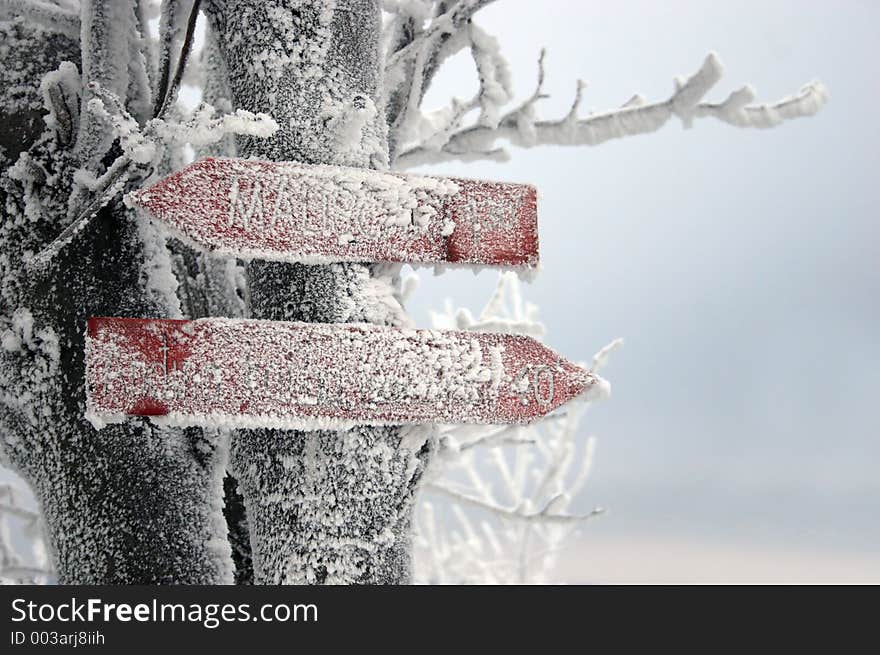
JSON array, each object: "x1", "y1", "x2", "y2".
[{"x1": 85, "y1": 318, "x2": 600, "y2": 430}]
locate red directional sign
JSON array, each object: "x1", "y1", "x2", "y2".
[
  {"x1": 85, "y1": 317, "x2": 597, "y2": 430},
  {"x1": 130, "y1": 157, "x2": 538, "y2": 270}
]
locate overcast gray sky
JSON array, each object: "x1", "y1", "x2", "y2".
[{"x1": 404, "y1": 0, "x2": 880, "y2": 581}]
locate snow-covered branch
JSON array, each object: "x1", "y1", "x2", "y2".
[
  {"x1": 27, "y1": 1, "x2": 206, "y2": 270},
  {"x1": 153, "y1": 0, "x2": 202, "y2": 119},
  {"x1": 414, "y1": 274, "x2": 619, "y2": 583},
  {"x1": 591, "y1": 337, "x2": 624, "y2": 375},
  {"x1": 40, "y1": 60, "x2": 81, "y2": 147},
  {"x1": 383, "y1": 0, "x2": 499, "y2": 155},
  {"x1": 86, "y1": 91, "x2": 278, "y2": 166},
  {"x1": 429, "y1": 271, "x2": 544, "y2": 337},
  {"x1": 427, "y1": 482, "x2": 604, "y2": 525},
  {"x1": 385, "y1": 0, "x2": 498, "y2": 79},
  {"x1": 40, "y1": 2, "x2": 143, "y2": 270},
  {"x1": 28, "y1": 93, "x2": 277, "y2": 269},
  {"x1": 75, "y1": 1, "x2": 138, "y2": 168},
  {"x1": 27, "y1": 155, "x2": 137, "y2": 270},
  {"x1": 394, "y1": 52, "x2": 829, "y2": 169}
]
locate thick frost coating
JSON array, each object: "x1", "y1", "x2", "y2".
[
  {"x1": 231, "y1": 424, "x2": 428, "y2": 584},
  {"x1": 133, "y1": 157, "x2": 539, "y2": 270},
  {"x1": 85, "y1": 317, "x2": 597, "y2": 429},
  {"x1": 0, "y1": 15, "x2": 233, "y2": 583},
  {"x1": 205, "y1": 0, "x2": 428, "y2": 583},
  {"x1": 0, "y1": 18, "x2": 77, "y2": 160}
]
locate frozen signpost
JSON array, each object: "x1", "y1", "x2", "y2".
[
  {"x1": 85, "y1": 155, "x2": 600, "y2": 585},
  {"x1": 86, "y1": 317, "x2": 599, "y2": 429},
  {"x1": 87, "y1": 158, "x2": 595, "y2": 429},
  {"x1": 129, "y1": 157, "x2": 539, "y2": 270}
]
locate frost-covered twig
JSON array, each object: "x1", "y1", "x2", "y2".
[
  {"x1": 75, "y1": 1, "x2": 139, "y2": 168},
  {"x1": 415, "y1": 274, "x2": 620, "y2": 583},
  {"x1": 27, "y1": 95, "x2": 277, "y2": 269},
  {"x1": 40, "y1": 60, "x2": 80, "y2": 147},
  {"x1": 87, "y1": 90, "x2": 278, "y2": 166},
  {"x1": 383, "y1": 0, "x2": 500, "y2": 155},
  {"x1": 27, "y1": 155, "x2": 137, "y2": 270},
  {"x1": 48, "y1": 1, "x2": 142, "y2": 268},
  {"x1": 429, "y1": 272, "x2": 544, "y2": 338},
  {"x1": 450, "y1": 424, "x2": 535, "y2": 450},
  {"x1": 694, "y1": 81, "x2": 828, "y2": 128},
  {"x1": 153, "y1": 0, "x2": 202, "y2": 119},
  {"x1": 395, "y1": 52, "x2": 829, "y2": 168},
  {"x1": 385, "y1": 0, "x2": 498, "y2": 78},
  {"x1": 591, "y1": 337, "x2": 624, "y2": 375},
  {"x1": 427, "y1": 482, "x2": 604, "y2": 525},
  {"x1": 31, "y1": 1, "x2": 205, "y2": 271}
]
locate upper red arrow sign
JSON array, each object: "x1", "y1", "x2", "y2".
[
  {"x1": 85, "y1": 317, "x2": 599, "y2": 431},
  {"x1": 130, "y1": 157, "x2": 539, "y2": 270}
]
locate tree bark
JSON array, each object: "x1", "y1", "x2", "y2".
[
  {"x1": 205, "y1": 0, "x2": 431, "y2": 584},
  {"x1": 0, "y1": 16, "x2": 233, "y2": 584}
]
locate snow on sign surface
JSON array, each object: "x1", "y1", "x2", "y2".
[
  {"x1": 85, "y1": 317, "x2": 596, "y2": 431},
  {"x1": 130, "y1": 157, "x2": 539, "y2": 269}
]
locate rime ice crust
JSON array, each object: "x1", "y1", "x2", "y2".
[
  {"x1": 85, "y1": 317, "x2": 597, "y2": 431},
  {"x1": 131, "y1": 157, "x2": 539, "y2": 272}
]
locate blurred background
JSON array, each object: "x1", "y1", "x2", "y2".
[{"x1": 404, "y1": 0, "x2": 880, "y2": 582}]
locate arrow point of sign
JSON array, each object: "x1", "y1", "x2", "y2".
[
  {"x1": 575, "y1": 369, "x2": 610, "y2": 404},
  {"x1": 557, "y1": 366, "x2": 606, "y2": 411},
  {"x1": 498, "y1": 335, "x2": 608, "y2": 423},
  {"x1": 528, "y1": 366, "x2": 608, "y2": 423}
]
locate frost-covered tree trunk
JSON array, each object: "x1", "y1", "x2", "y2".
[
  {"x1": 204, "y1": 0, "x2": 430, "y2": 584},
  {"x1": 0, "y1": 0, "x2": 827, "y2": 587},
  {"x1": 0, "y1": 12, "x2": 233, "y2": 584}
]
